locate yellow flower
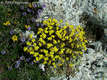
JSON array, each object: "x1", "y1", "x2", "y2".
[
  {"x1": 38, "y1": 28, "x2": 43, "y2": 32},
  {"x1": 63, "y1": 31, "x2": 67, "y2": 36},
  {"x1": 56, "y1": 26, "x2": 59, "y2": 30},
  {"x1": 32, "y1": 38, "x2": 35, "y2": 42},
  {"x1": 53, "y1": 39, "x2": 57, "y2": 44},
  {"x1": 53, "y1": 65, "x2": 57, "y2": 68},
  {"x1": 24, "y1": 47, "x2": 28, "y2": 52},
  {"x1": 84, "y1": 40, "x2": 88, "y2": 43},
  {"x1": 73, "y1": 55, "x2": 76, "y2": 59},
  {"x1": 39, "y1": 38, "x2": 46, "y2": 45},
  {"x1": 36, "y1": 57, "x2": 39, "y2": 61},
  {"x1": 65, "y1": 22, "x2": 69, "y2": 26},
  {"x1": 39, "y1": 54, "x2": 44, "y2": 59},
  {"x1": 26, "y1": 41, "x2": 32, "y2": 46},
  {"x1": 34, "y1": 52, "x2": 39, "y2": 57},
  {"x1": 61, "y1": 59, "x2": 64, "y2": 63},
  {"x1": 63, "y1": 26, "x2": 67, "y2": 29},
  {"x1": 47, "y1": 43, "x2": 53, "y2": 48},
  {"x1": 48, "y1": 60, "x2": 51, "y2": 65},
  {"x1": 33, "y1": 60, "x2": 36, "y2": 63},
  {"x1": 59, "y1": 19, "x2": 63, "y2": 23},
  {"x1": 69, "y1": 25, "x2": 74, "y2": 29},
  {"x1": 50, "y1": 22, "x2": 55, "y2": 26},
  {"x1": 33, "y1": 43, "x2": 37, "y2": 46},
  {"x1": 51, "y1": 35, "x2": 55, "y2": 38},
  {"x1": 29, "y1": 33, "x2": 33, "y2": 39},
  {"x1": 43, "y1": 20, "x2": 48, "y2": 25},
  {"x1": 44, "y1": 30, "x2": 48, "y2": 34},
  {"x1": 52, "y1": 18, "x2": 58, "y2": 23},
  {"x1": 42, "y1": 40, "x2": 46, "y2": 45},
  {"x1": 37, "y1": 28, "x2": 43, "y2": 34},
  {"x1": 66, "y1": 48, "x2": 71, "y2": 53},
  {"x1": 76, "y1": 44, "x2": 80, "y2": 48},
  {"x1": 30, "y1": 51, "x2": 34, "y2": 55},
  {"x1": 59, "y1": 51, "x2": 63, "y2": 54},
  {"x1": 53, "y1": 46, "x2": 59, "y2": 52},
  {"x1": 42, "y1": 33, "x2": 47, "y2": 39},
  {"x1": 43, "y1": 49, "x2": 48, "y2": 54},
  {"x1": 84, "y1": 47, "x2": 87, "y2": 51},
  {"x1": 65, "y1": 36, "x2": 69, "y2": 40},
  {"x1": 62, "y1": 38, "x2": 65, "y2": 41},
  {"x1": 66, "y1": 57, "x2": 69, "y2": 61},
  {"x1": 50, "y1": 54, "x2": 54, "y2": 58},
  {"x1": 44, "y1": 57, "x2": 49, "y2": 61},
  {"x1": 52, "y1": 62, "x2": 55, "y2": 66},
  {"x1": 45, "y1": 53, "x2": 49, "y2": 57},
  {"x1": 38, "y1": 42, "x2": 42, "y2": 47},
  {"x1": 52, "y1": 58, "x2": 55, "y2": 61},
  {"x1": 3, "y1": 21, "x2": 10, "y2": 26},
  {"x1": 49, "y1": 30, "x2": 54, "y2": 35},
  {"x1": 69, "y1": 50, "x2": 72, "y2": 54},
  {"x1": 50, "y1": 51, "x2": 54, "y2": 55},
  {"x1": 71, "y1": 43, "x2": 74, "y2": 48},
  {"x1": 69, "y1": 38, "x2": 73, "y2": 43},
  {"x1": 34, "y1": 46, "x2": 39, "y2": 50},
  {"x1": 61, "y1": 43, "x2": 65, "y2": 48},
  {"x1": 55, "y1": 55, "x2": 59, "y2": 59},
  {"x1": 43, "y1": 61, "x2": 47, "y2": 64},
  {"x1": 56, "y1": 23, "x2": 60, "y2": 26},
  {"x1": 25, "y1": 25, "x2": 30, "y2": 29},
  {"x1": 27, "y1": 49, "x2": 30, "y2": 53},
  {"x1": 47, "y1": 37, "x2": 52, "y2": 40},
  {"x1": 50, "y1": 46, "x2": 58, "y2": 52},
  {"x1": 29, "y1": 47, "x2": 33, "y2": 51},
  {"x1": 60, "y1": 48, "x2": 65, "y2": 52},
  {"x1": 80, "y1": 52, "x2": 83, "y2": 55},
  {"x1": 48, "y1": 18, "x2": 52, "y2": 22},
  {"x1": 39, "y1": 38, "x2": 43, "y2": 42},
  {"x1": 58, "y1": 63, "x2": 62, "y2": 67},
  {"x1": 28, "y1": 3, "x2": 33, "y2": 8},
  {"x1": 69, "y1": 64, "x2": 74, "y2": 68},
  {"x1": 57, "y1": 34, "x2": 62, "y2": 39},
  {"x1": 44, "y1": 27, "x2": 48, "y2": 30},
  {"x1": 40, "y1": 49, "x2": 44, "y2": 52},
  {"x1": 12, "y1": 35, "x2": 18, "y2": 42},
  {"x1": 48, "y1": 26, "x2": 53, "y2": 29},
  {"x1": 58, "y1": 40, "x2": 60, "y2": 43}
]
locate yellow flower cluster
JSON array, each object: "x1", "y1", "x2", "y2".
[{"x1": 24, "y1": 18, "x2": 87, "y2": 68}]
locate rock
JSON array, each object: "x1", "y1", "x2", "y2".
[
  {"x1": 90, "y1": 41, "x2": 103, "y2": 52},
  {"x1": 39, "y1": 0, "x2": 107, "y2": 27},
  {"x1": 103, "y1": 57, "x2": 107, "y2": 63},
  {"x1": 39, "y1": 64, "x2": 45, "y2": 71},
  {"x1": 95, "y1": 71, "x2": 104, "y2": 78},
  {"x1": 87, "y1": 48, "x2": 95, "y2": 53},
  {"x1": 95, "y1": 27, "x2": 104, "y2": 41},
  {"x1": 104, "y1": 28, "x2": 107, "y2": 36},
  {"x1": 88, "y1": 45, "x2": 95, "y2": 49}
]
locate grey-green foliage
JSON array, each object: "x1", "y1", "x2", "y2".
[
  {"x1": 0, "y1": 5, "x2": 7, "y2": 17},
  {"x1": 0, "y1": 63, "x2": 50, "y2": 80}
]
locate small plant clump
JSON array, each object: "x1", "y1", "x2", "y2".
[{"x1": 24, "y1": 18, "x2": 88, "y2": 69}]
